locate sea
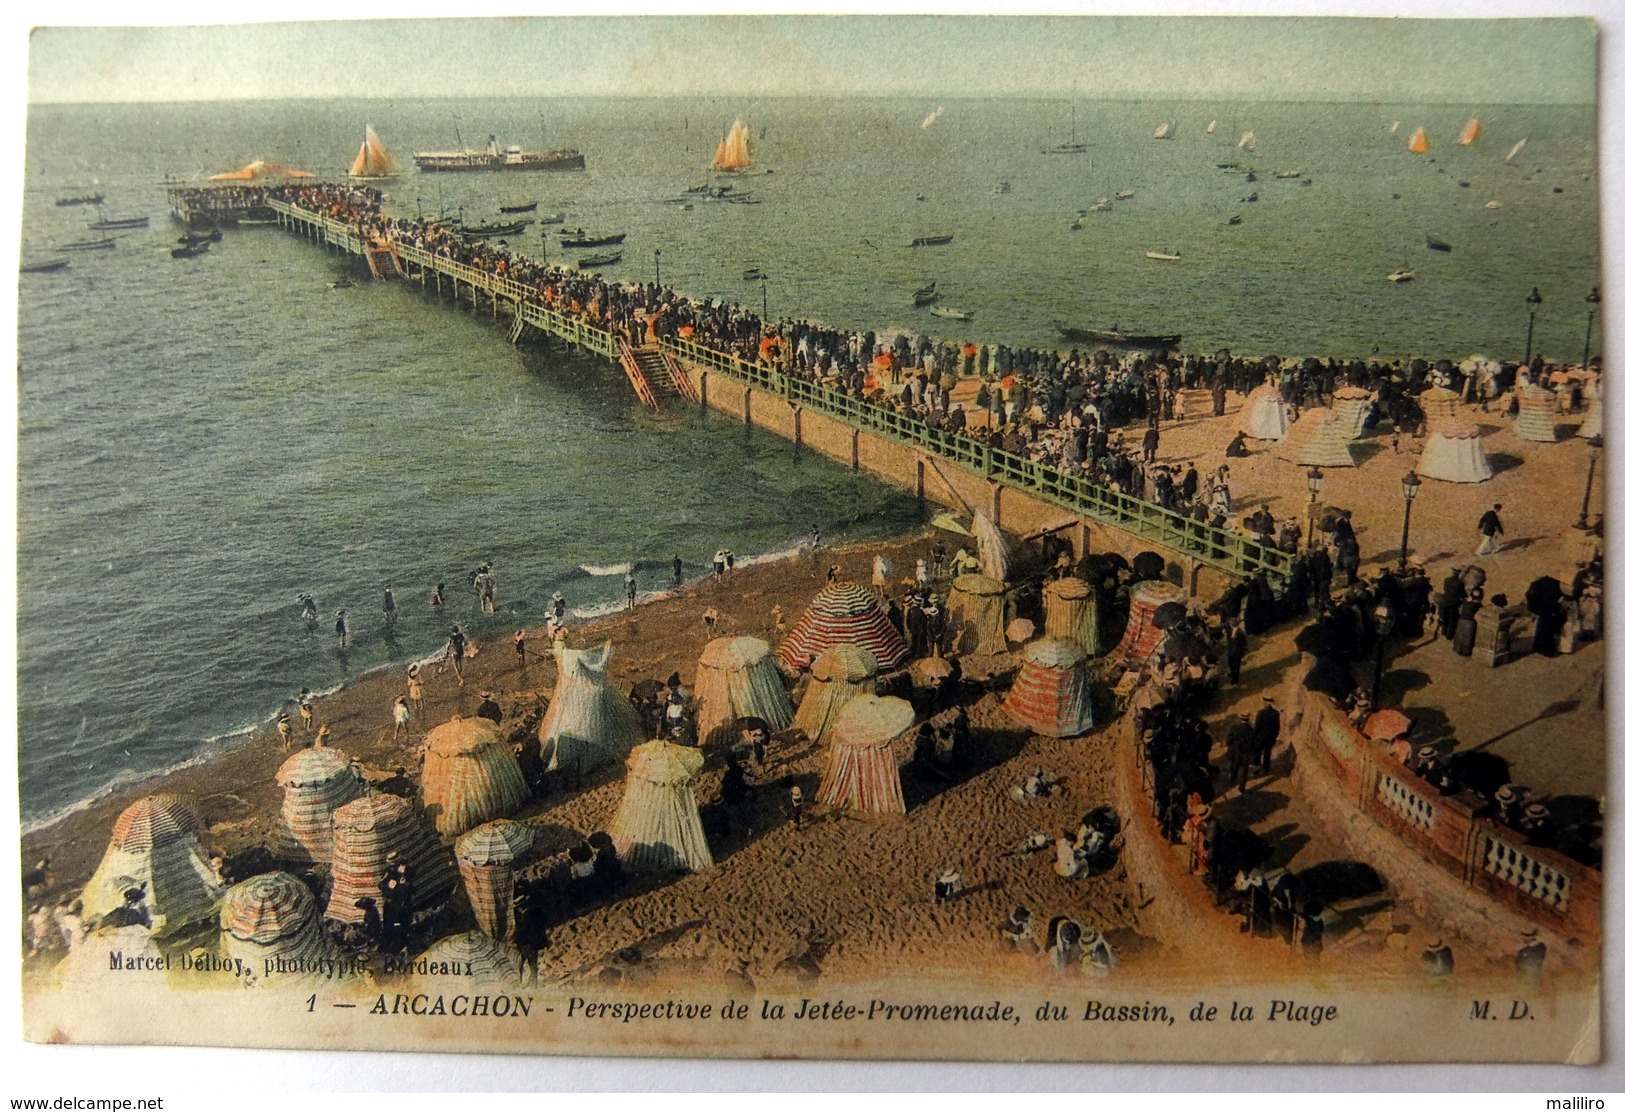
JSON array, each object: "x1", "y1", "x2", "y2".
[{"x1": 17, "y1": 96, "x2": 1600, "y2": 829}]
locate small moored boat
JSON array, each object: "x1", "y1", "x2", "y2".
[
  {"x1": 1055, "y1": 322, "x2": 1181, "y2": 348},
  {"x1": 577, "y1": 250, "x2": 623, "y2": 268},
  {"x1": 461, "y1": 219, "x2": 532, "y2": 239},
  {"x1": 1387, "y1": 269, "x2": 1414, "y2": 282},
  {"x1": 20, "y1": 257, "x2": 70, "y2": 273},
  {"x1": 912, "y1": 281, "x2": 938, "y2": 306},
  {"x1": 88, "y1": 214, "x2": 148, "y2": 230},
  {"x1": 56, "y1": 193, "x2": 104, "y2": 207},
  {"x1": 1146, "y1": 249, "x2": 1182, "y2": 262},
  {"x1": 559, "y1": 230, "x2": 627, "y2": 248},
  {"x1": 1115, "y1": 189, "x2": 1135, "y2": 200},
  {"x1": 171, "y1": 240, "x2": 211, "y2": 259},
  {"x1": 1425, "y1": 234, "x2": 1452, "y2": 252},
  {"x1": 910, "y1": 234, "x2": 953, "y2": 247},
  {"x1": 499, "y1": 201, "x2": 538, "y2": 213},
  {"x1": 929, "y1": 306, "x2": 973, "y2": 321}
]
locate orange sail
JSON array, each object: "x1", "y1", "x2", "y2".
[
  {"x1": 208, "y1": 160, "x2": 314, "y2": 182},
  {"x1": 1458, "y1": 118, "x2": 1481, "y2": 146},
  {"x1": 1408, "y1": 127, "x2": 1430, "y2": 155},
  {"x1": 349, "y1": 125, "x2": 396, "y2": 178},
  {"x1": 712, "y1": 119, "x2": 751, "y2": 171}
]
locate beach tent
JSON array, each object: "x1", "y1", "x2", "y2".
[
  {"x1": 207, "y1": 160, "x2": 314, "y2": 182},
  {"x1": 794, "y1": 644, "x2": 880, "y2": 747},
  {"x1": 538, "y1": 642, "x2": 643, "y2": 777},
  {"x1": 1331, "y1": 386, "x2": 1375, "y2": 439},
  {"x1": 1042, "y1": 577, "x2": 1100, "y2": 656},
  {"x1": 1297, "y1": 410, "x2": 1356, "y2": 468},
  {"x1": 454, "y1": 819, "x2": 536, "y2": 942},
  {"x1": 80, "y1": 794, "x2": 225, "y2": 938},
  {"x1": 1419, "y1": 418, "x2": 1494, "y2": 483},
  {"x1": 414, "y1": 931, "x2": 522, "y2": 985},
  {"x1": 695, "y1": 636, "x2": 794, "y2": 746},
  {"x1": 421, "y1": 716, "x2": 529, "y2": 838},
  {"x1": 948, "y1": 572, "x2": 1008, "y2": 655},
  {"x1": 1115, "y1": 580, "x2": 1188, "y2": 667},
  {"x1": 219, "y1": 871, "x2": 336, "y2": 983},
  {"x1": 973, "y1": 508, "x2": 1013, "y2": 583},
  {"x1": 1244, "y1": 384, "x2": 1291, "y2": 441},
  {"x1": 275, "y1": 746, "x2": 365, "y2": 865},
  {"x1": 325, "y1": 793, "x2": 455, "y2": 926},
  {"x1": 817, "y1": 694, "x2": 914, "y2": 816},
  {"x1": 1417, "y1": 384, "x2": 1463, "y2": 428},
  {"x1": 610, "y1": 739, "x2": 713, "y2": 873},
  {"x1": 1514, "y1": 385, "x2": 1558, "y2": 443},
  {"x1": 775, "y1": 581, "x2": 908, "y2": 673},
  {"x1": 1003, "y1": 638, "x2": 1094, "y2": 738}
]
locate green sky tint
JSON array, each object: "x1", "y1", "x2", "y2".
[{"x1": 28, "y1": 16, "x2": 1597, "y2": 105}]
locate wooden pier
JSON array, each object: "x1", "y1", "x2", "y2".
[{"x1": 246, "y1": 195, "x2": 1291, "y2": 584}]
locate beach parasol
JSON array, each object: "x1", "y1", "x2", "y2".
[
  {"x1": 1152, "y1": 602, "x2": 1188, "y2": 629},
  {"x1": 1006, "y1": 617, "x2": 1036, "y2": 645},
  {"x1": 1364, "y1": 709, "x2": 1412, "y2": 742}
]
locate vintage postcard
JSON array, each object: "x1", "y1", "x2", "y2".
[{"x1": 16, "y1": 15, "x2": 1603, "y2": 1064}]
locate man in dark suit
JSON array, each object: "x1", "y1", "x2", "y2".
[{"x1": 1252, "y1": 697, "x2": 1282, "y2": 775}]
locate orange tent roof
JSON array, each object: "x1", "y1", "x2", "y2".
[{"x1": 208, "y1": 160, "x2": 315, "y2": 182}]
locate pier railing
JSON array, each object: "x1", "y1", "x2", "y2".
[{"x1": 265, "y1": 198, "x2": 1292, "y2": 581}]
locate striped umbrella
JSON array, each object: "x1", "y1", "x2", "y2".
[
  {"x1": 80, "y1": 795, "x2": 224, "y2": 938},
  {"x1": 414, "y1": 931, "x2": 522, "y2": 984},
  {"x1": 776, "y1": 581, "x2": 908, "y2": 672},
  {"x1": 108, "y1": 794, "x2": 203, "y2": 850},
  {"x1": 221, "y1": 871, "x2": 318, "y2": 944}
]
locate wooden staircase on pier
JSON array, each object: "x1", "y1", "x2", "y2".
[
  {"x1": 366, "y1": 244, "x2": 404, "y2": 280},
  {"x1": 617, "y1": 337, "x2": 696, "y2": 411}
]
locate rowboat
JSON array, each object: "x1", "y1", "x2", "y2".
[
  {"x1": 559, "y1": 230, "x2": 626, "y2": 248},
  {"x1": 929, "y1": 306, "x2": 973, "y2": 321},
  {"x1": 20, "y1": 257, "x2": 70, "y2": 273},
  {"x1": 1146, "y1": 250, "x2": 1182, "y2": 262},
  {"x1": 461, "y1": 219, "x2": 532, "y2": 239},
  {"x1": 577, "y1": 250, "x2": 623, "y2": 268},
  {"x1": 56, "y1": 193, "x2": 103, "y2": 207},
  {"x1": 912, "y1": 281, "x2": 938, "y2": 306},
  {"x1": 1425, "y1": 235, "x2": 1452, "y2": 253},
  {"x1": 1387, "y1": 270, "x2": 1414, "y2": 282},
  {"x1": 910, "y1": 234, "x2": 953, "y2": 247},
  {"x1": 499, "y1": 201, "x2": 538, "y2": 213},
  {"x1": 171, "y1": 241, "x2": 212, "y2": 259},
  {"x1": 1054, "y1": 322, "x2": 1181, "y2": 348},
  {"x1": 88, "y1": 215, "x2": 149, "y2": 230}
]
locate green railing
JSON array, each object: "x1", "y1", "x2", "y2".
[{"x1": 267, "y1": 200, "x2": 1289, "y2": 580}]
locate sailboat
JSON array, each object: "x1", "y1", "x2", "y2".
[
  {"x1": 1408, "y1": 128, "x2": 1430, "y2": 155},
  {"x1": 348, "y1": 125, "x2": 397, "y2": 180},
  {"x1": 1389, "y1": 120, "x2": 1400, "y2": 134},
  {"x1": 1237, "y1": 131, "x2": 1257, "y2": 152},
  {"x1": 1152, "y1": 122, "x2": 1175, "y2": 140},
  {"x1": 1206, "y1": 120, "x2": 1217, "y2": 135},
  {"x1": 1506, "y1": 137, "x2": 1528, "y2": 163},
  {"x1": 1044, "y1": 101, "x2": 1087, "y2": 154},
  {"x1": 712, "y1": 119, "x2": 752, "y2": 172},
  {"x1": 1458, "y1": 118, "x2": 1482, "y2": 146},
  {"x1": 921, "y1": 106, "x2": 945, "y2": 130}
]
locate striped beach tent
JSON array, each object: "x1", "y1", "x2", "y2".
[
  {"x1": 794, "y1": 644, "x2": 879, "y2": 747},
  {"x1": 1042, "y1": 577, "x2": 1100, "y2": 656},
  {"x1": 1003, "y1": 638, "x2": 1094, "y2": 738},
  {"x1": 539, "y1": 642, "x2": 643, "y2": 777},
  {"x1": 1244, "y1": 384, "x2": 1291, "y2": 441},
  {"x1": 775, "y1": 581, "x2": 908, "y2": 673},
  {"x1": 1115, "y1": 580, "x2": 1187, "y2": 667},
  {"x1": 817, "y1": 694, "x2": 914, "y2": 816},
  {"x1": 1417, "y1": 384, "x2": 1463, "y2": 429},
  {"x1": 414, "y1": 931, "x2": 522, "y2": 985},
  {"x1": 1297, "y1": 410, "x2": 1356, "y2": 468},
  {"x1": 421, "y1": 716, "x2": 529, "y2": 839},
  {"x1": 1331, "y1": 386, "x2": 1375, "y2": 439},
  {"x1": 80, "y1": 794, "x2": 225, "y2": 938},
  {"x1": 948, "y1": 573, "x2": 1007, "y2": 655},
  {"x1": 695, "y1": 636, "x2": 794, "y2": 746},
  {"x1": 219, "y1": 871, "x2": 336, "y2": 983},
  {"x1": 325, "y1": 793, "x2": 455, "y2": 926},
  {"x1": 275, "y1": 746, "x2": 365, "y2": 865},
  {"x1": 1420, "y1": 418, "x2": 1494, "y2": 483},
  {"x1": 454, "y1": 819, "x2": 536, "y2": 941},
  {"x1": 610, "y1": 739, "x2": 713, "y2": 873},
  {"x1": 1514, "y1": 384, "x2": 1558, "y2": 443},
  {"x1": 973, "y1": 508, "x2": 1013, "y2": 583}
]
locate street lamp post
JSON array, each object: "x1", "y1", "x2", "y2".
[
  {"x1": 1578, "y1": 434, "x2": 1603, "y2": 529},
  {"x1": 1398, "y1": 470, "x2": 1421, "y2": 570},
  {"x1": 761, "y1": 277, "x2": 769, "y2": 321},
  {"x1": 1524, "y1": 287, "x2": 1543, "y2": 365},
  {"x1": 1305, "y1": 466, "x2": 1324, "y2": 548},
  {"x1": 1583, "y1": 286, "x2": 1601, "y2": 371},
  {"x1": 654, "y1": 248, "x2": 662, "y2": 288},
  {"x1": 539, "y1": 230, "x2": 547, "y2": 267},
  {"x1": 1371, "y1": 600, "x2": 1396, "y2": 707}
]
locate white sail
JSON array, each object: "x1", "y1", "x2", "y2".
[
  {"x1": 1153, "y1": 122, "x2": 1171, "y2": 139},
  {"x1": 1237, "y1": 130, "x2": 1257, "y2": 152},
  {"x1": 1206, "y1": 119, "x2": 1217, "y2": 134},
  {"x1": 1506, "y1": 137, "x2": 1527, "y2": 163},
  {"x1": 1389, "y1": 120, "x2": 1400, "y2": 133},
  {"x1": 921, "y1": 106, "x2": 945, "y2": 130}
]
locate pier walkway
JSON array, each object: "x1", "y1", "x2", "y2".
[{"x1": 260, "y1": 196, "x2": 1292, "y2": 583}]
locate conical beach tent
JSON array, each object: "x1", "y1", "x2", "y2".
[
  {"x1": 794, "y1": 644, "x2": 879, "y2": 747},
  {"x1": 1244, "y1": 384, "x2": 1290, "y2": 441},
  {"x1": 1514, "y1": 385, "x2": 1558, "y2": 442},
  {"x1": 539, "y1": 642, "x2": 643, "y2": 776},
  {"x1": 973, "y1": 509, "x2": 1013, "y2": 583},
  {"x1": 1419, "y1": 418, "x2": 1494, "y2": 483},
  {"x1": 1116, "y1": 580, "x2": 1187, "y2": 666},
  {"x1": 695, "y1": 636, "x2": 794, "y2": 746},
  {"x1": 776, "y1": 582, "x2": 908, "y2": 672},
  {"x1": 219, "y1": 871, "x2": 336, "y2": 983},
  {"x1": 454, "y1": 820, "x2": 536, "y2": 942},
  {"x1": 817, "y1": 694, "x2": 914, "y2": 816},
  {"x1": 325, "y1": 793, "x2": 455, "y2": 926},
  {"x1": 610, "y1": 739, "x2": 713, "y2": 873},
  {"x1": 276, "y1": 746, "x2": 365, "y2": 865},
  {"x1": 1332, "y1": 386, "x2": 1375, "y2": 439},
  {"x1": 414, "y1": 931, "x2": 522, "y2": 984},
  {"x1": 1417, "y1": 384, "x2": 1462, "y2": 428},
  {"x1": 1042, "y1": 577, "x2": 1100, "y2": 656},
  {"x1": 421, "y1": 716, "x2": 529, "y2": 838},
  {"x1": 948, "y1": 573, "x2": 1007, "y2": 655},
  {"x1": 80, "y1": 794, "x2": 225, "y2": 938},
  {"x1": 1297, "y1": 410, "x2": 1356, "y2": 467},
  {"x1": 1003, "y1": 638, "x2": 1094, "y2": 737}
]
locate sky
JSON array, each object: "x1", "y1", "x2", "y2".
[{"x1": 24, "y1": 14, "x2": 1598, "y2": 105}]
